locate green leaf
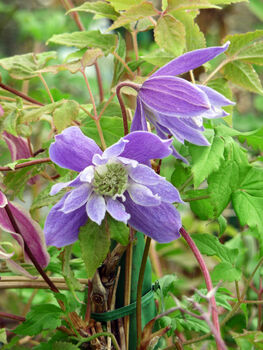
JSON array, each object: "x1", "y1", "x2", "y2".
[
  {"x1": 112, "y1": 33, "x2": 126, "y2": 87},
  {"x1": 250, "y1": 0, "x2": 263, "y2": 21},
  {"x1": 232, "y1": 167, "x2": 263, "y2": 234},
  {"x1": 14, "y1": 305, "x2": 63, "y2": 336},
  {"x1": 189, "y1": 130, "x2": 225, "y2": 188},
  {"x1": 61, "y1": 246, "x2": 84, "y2": 302},
  {"x1": 217, "y1": 215, "x2": 227, "y2": 237},
  {"x1": 192, "y1": 233, "x2": 238, "y2": 264},
  {"x1": 107, "y1": 215, "x2": 129, "y2": 246},
  {"x1": 47, "y1": 31, "x2": 117, "y2": 55},
  {"x1": 141, "y1": 49, "x2": 175, "y2": 67},
  {"x1": 207, "y1": 78, "x2": 234, "y2": 126},
  {"x1": 82, "y1": 116, "x2": 128, "y2": 147},
  {"x1": 171, "y1": 161, "x2": 191, "y2": 188},
  {"x1": 173, "y1": 10, "x2": 206, "y2": 51},
  {"x1": 175, "y1": 314, "x2": 209, "y2": 333},
  {"x1": 3, "y1": 110, "x2": 19, "y2": 136},
  {"x1": 212, "y1": 262, "x2": 242, "y2": 282},
  {"x1": 107, "y1": 0, "x2": 139, "y2": 11},
  {"x1": 30, "y1": 182, "x2": 67, "y2": 212},
  {"x1": 223, "y1": 61, "x2": 263, "y2": 95},
  {"x1": 21, "y1": 100, "x2": 63, "y2": 123},
  {"x1": 210, "y1": 0, "x2": 248, "y2": 3},
  {"x1": 238, "y1": 126, "x2": 263, "y2": 150},
  {"x1": 96, "y1": 101, "x2": 122, "y2": 118},
  {"x1": 79, "y1": 220, "x2": 110, "y2": 279},
  {"x1": 158, "y1": 274, "x2": 178, "y2": 297},
  {"x1": 224, "y1": 30, "x2": 263, "y2": 58},
  {"x1": 0, "y1": 51, "x2": 56, "y2": 80},
  {"x1": 233, "y1": 331, "x2": 263, "y2": 349},
  {"x1": 38, "y1": 48, "x2": 104, "y2": 74},
  {"x1": 108, "y1": 1, "x2": 157, "y2": 31},
  {"x1": 53, "y1": 100, "x2": 79, "y2": 133},
  {"x1": 67, "y1": 1, "x2": 119, "y2": 20},
  {"x1": 52, "y1": 342, "x2": 80, "y2": 350},
  {"x1": 167, "y1": 0, "x2": 220, "y2": 11},
  {"x1": 0, "y1": 328, "x2": 7, "y2": 344},
  {"x1": 154, "y1": 14, "x2": 185, "y2": 56}
]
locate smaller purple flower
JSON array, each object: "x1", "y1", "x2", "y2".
[
  {"x1": 44, "y1": 127, "x2": 183, "y2": 247},
  {"x1": 131, "y1": 42, "x2": 235, "y2": 162}
]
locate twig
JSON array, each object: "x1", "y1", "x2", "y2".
[
  {"x1": 0, "y1": 158, "x2": 51, "y2": 171},
  {"x1": 0, "y1": 82, "x2": 44, "y2": 106},
  {"x1": 98, "y1": 92, "x2": 116, "y2": 120},
  {"x1": 0, "y1": 312, "x2": 25, "y2": 322},
  {"x1": 136, "y1": 236, "x2": 151, "y2": 350},
  {"x1": 202, "y1": 58, "x2": 230, "y2": 85},
  {"x1": 38, "y1": 73, "x2": 54, "y2": 103}
]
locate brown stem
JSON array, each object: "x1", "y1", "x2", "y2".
[
  {"x1": 0, "y1": 82, "x2": 44, "y2": 106},
  {"x1": 4, "y1": 205, "x2": 59, "y2": 294},
  {"x1": 85, "y1": 279, "x2": 92, "y2": 323},
  {"x1": 0, "y1": 312, "x2": 25, "y2": 322},
  {"x1": 116, "y1": 82, "x2": 141, "y2": 136},
  {"x1": 180, "y1": 227, "x2": 223, "y2": 350},
  {"x1": 62, "y1": 0, "x2": 104, "y2": 102},
  {"x1": 0, "y1": 157, "x2": 51, "y2": 171}
]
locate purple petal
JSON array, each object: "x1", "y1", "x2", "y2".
[
  {"x1": 131, "y1": 97, "x2": 148, "y2": 132},
  {"x1": 127, "y1": 183, "x2": 161, "y2": 206},
  {"x1": 50, "y1": 175, "x2": 82, "y2": 195},
  {"x1": 147, "y1": 181, "x2": 183, "y2": 204},
  {"x1": 79, "y1": 166, "x2": 95, "y2": 183},
  {"x1": 61, "y1": 184, "x2": 92, "y2": 214},
  {"x1": 0, "y1": 191, "x2": 7, "y2": 208},
  {"x1": 157, "y1": 115, "x2": 210, "y2": 146},
  {"x1": 0, "y1": 202, "x2": 50, "y2": 268},
  {"x1": 44, "y1": 193, "x2": 88, "y2": 247},
  {"x1": 120, "y1": 131, "x2": 172, "y2": 164},
  {"x1": 124, "y1": 193, "x2": 181, "y2": 243},
  {"x1": 86, "y1": 193, "x2": 106, "y2": 225},
  {"x1": 139, "y1": 77, "x2": 210, "y2": 117},
  {"x1": 197, "y1": 85, "x2": 235, "y2": 106},
  {"x1": 106, "y1": 198, "x2": 130, "y2": 223},
  {"x1": 49, "y1": 126, "x2": 102, "y2": 172},
  {"x1": 128, "y1": 164, "x2": 163, "y2": 185},
  {"x1": 0, "y1": 104, "x2": 4, "y2": 117},
  {"x1": 3, "y1": 131, "x2": 31, "y2": 161},
  {"x1": 6, "y1": 259, "x2": 38, "y2": 279},
  {"x1": 152, "y1": 42, "x2": 230, "y2": 77},
  {"x1": 102, "y1": 139, "x2": 129, "y2": 159}
]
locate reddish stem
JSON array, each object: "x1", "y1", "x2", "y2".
[
  {"x1": 0, "y1": 82, "x2": 43, "y2": 106},
  {"x1": 179, "y1": 227, "x2": 223, "y2": 350},
  {"x1": 0, "y1": 312, "x2": 25, "y2": 322},
  {"x1": 0, "y1": 157, "x2": 51, "y2": 172}
]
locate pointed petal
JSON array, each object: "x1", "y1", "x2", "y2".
[
  {"x1": 140, "y1": 76, "x2": 210, "y2": 117},
  {"x1": 147, "y1": 181, "x2": 183, "y2": 204},
  {"x1": 44, "y1": 193, "x2": 87, "y2": 247},
  {"x1": 50, "y1": 175, "x2": 82, "y2": 195},
  {"x1": 49, "y1": 126, "x2": 102, "y2": 172},
  {"x1": 106, "y1": 198, "x2": 130, "y2": 223},
  {"x1": 128, "y1": 164, "x2": 163, "y2": 185},
  {"x1": 61, "y1": 184, "x2": 92, "y2": 214},
  {"x1": 3, "y1": 131, "x2": 31, "y2": 161},
  {"x1": 120, "y1": 131, "x2": 172, "y2": 165},
  {"x1": 131, "y1": 97, "x2": 148, "y2": 132},
  {"x1": 102, "y1": 139, "x2": 129, "y2": 159},
  {"x1": 127, "y1": 183, "x2": 161, "y2": 206},
  {"x1": 86, "y1": 193, "x2": 106, "y2": 225},
  {"x1": 152, "y1": 42, "x2": 230, "y2": 77},
  {"x1": 0, "y1": 202, "x2": 50, "y2": 267},
  {"x1": 157, "y1": 114, "x2": 210, "y2": 146},
  {"x1": 0, "y1": 191, "x2": 7, "y2": 208},
  {"x1": 197, "y1": 85, "x2": 235, "y2": 106},
  {"x1": 6, "y1": 259, "x2": 38, "y2": 279},
  {"x1": 124, "y1": 193, "x2": 181, "y2": 243}
]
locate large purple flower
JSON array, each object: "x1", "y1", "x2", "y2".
[
  {"x1": 131, "y1": 42, "x2": 234, "y2": 161},
  {"x1": 44, "y1": 127, "x2": 183, "y2": 247}
]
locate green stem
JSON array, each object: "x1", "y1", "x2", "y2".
[
  {"x1": 202, "y1": 58, "x2": 230, "y2": 85},
  {"x1": 136, "y1": 236, "x2": 151, "y2": 349},
  {"x1": 183, "y1": 195, "x2": 210, "y2": 202},
  {"x1": 73, "y1": 332, "x2": 120, "y2": 350}
]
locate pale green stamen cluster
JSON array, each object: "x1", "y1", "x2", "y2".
[{"x1": 93, "y1": 163, "x2": 128, "y2": 197}]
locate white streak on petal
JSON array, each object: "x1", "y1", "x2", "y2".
[
  {"x1": 127, "y1": 182, "x2": 161, "y2": 207},
  {"x1": 106, "y1": 198, "x2": 130, "y2": 223},
  {"x1": 86, "y1": 193, "x2": 106, "y2": 225}
]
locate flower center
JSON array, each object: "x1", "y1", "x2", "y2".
[{"x1": 93, "y1": 162, "x2": 128, "y2": 197}]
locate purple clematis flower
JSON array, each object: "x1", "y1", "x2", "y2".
[
  {"x1": 0, "y1": 191, "x2": 49, "y2": 268},
  {"x1": 131, "y1": 42, "x2": 235, "y2": 162},
  {"x1": 44, "y1": 127, "x2": 183, "y2": 247}
]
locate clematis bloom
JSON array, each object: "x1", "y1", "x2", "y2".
[
  {"x1": 131, "y1": 42, "x2": 234, "y2": 162},
  {"x1": 0, "y1": 191, "x2": 49, "y2": 268},
  {"x1": 44, "y1": 127, "x2": 183, "y2": 247}
]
